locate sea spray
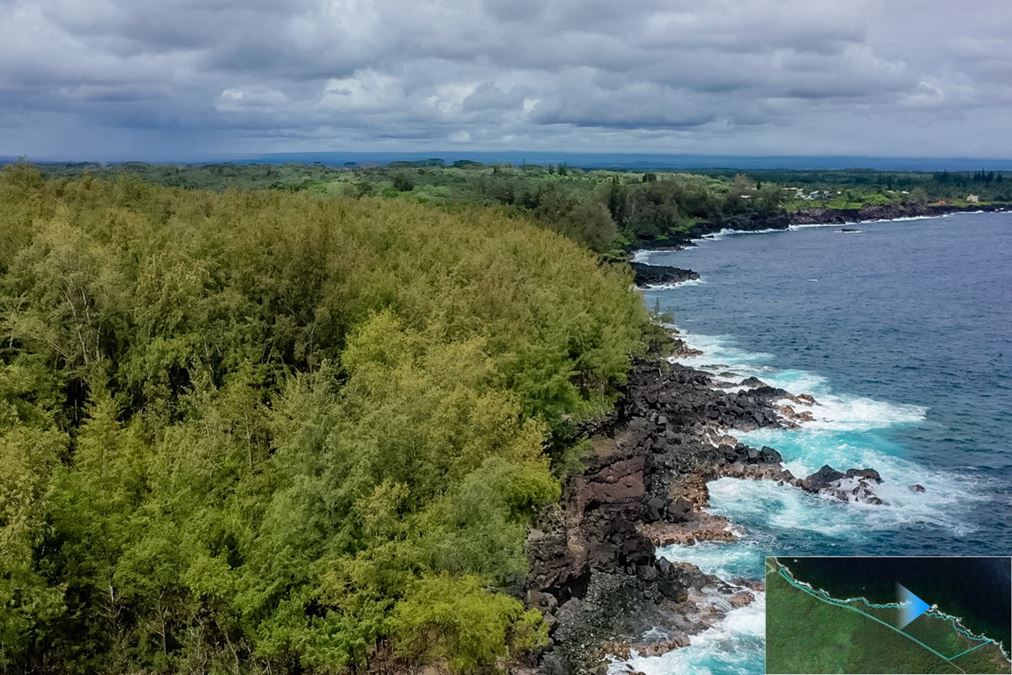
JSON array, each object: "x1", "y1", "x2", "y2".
[
  {"x1": 610, "y1": 595, "x2": 766, "y2": 675},
  {"x1": 670, "y1": 329, "x2": 983, "y2": 542}
]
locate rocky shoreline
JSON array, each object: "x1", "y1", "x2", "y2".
[
  {"x1": 523, "y1": 333, "x2": 886, "y2": 674},
  {"x1": 786, "y1": 202, "x2": 1008, "y2": 226},
  {"x1": 629, "y1": 262, "x2": 699, "y2": 288},
  {"x1": 628, "y1": 202, "x2": 1010, "y2": 252},
  {"x1": 527, "y1": 204, "x2": 964, "y2": 672}
]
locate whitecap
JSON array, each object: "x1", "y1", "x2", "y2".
[
  {"x1": 609, "y1": 593, "x2": 766, "y2": 675},
  {"x1": 707, "y1": 472, "x2": 985, "y2": 540},
  {"x1": 668, "y1": 332, "x2": 774, "y2": 370},
  {"x1": 790, "y1": 393, "x2": 926, "y2": 432},
  {"x1": 670, "y1": 331, "x2": 927, "y2": 433},
  {"x1": 631, "y1": 248, "x2": 680, "y2": 263},
  {"x1": 641, "y1": 278, "x2": 706, "y2": 290},
  {"x1": 657, "y1": 539, "x2": 770, "y2": 581},
  {"x1": 692, "y1": 227, "x2": 787, "y2": 243},
  {"x1": 789, "y1": 214, "x2": 939, "y2": 230}
]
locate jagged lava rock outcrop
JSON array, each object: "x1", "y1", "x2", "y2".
[
  {"x1": 630, "y1": 262, "x2": 700, "y2": 287},
  {"x1": 799, "y1": 465, "x2": 886, "y2": 504},
  {"x1": 525, "y1": 355, "x2": 891, "y2": 672},
  {"x1": 526, "y1": 359, "x2": 790, "y2": 672}
]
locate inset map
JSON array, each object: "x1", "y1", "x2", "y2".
[{"x1": 766, "y1": 556, "x2": 1012, "y2": 674}]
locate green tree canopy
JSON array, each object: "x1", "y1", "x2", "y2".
[{"x1": 0, "y1": 164, "x2": 648, "y2": 673}]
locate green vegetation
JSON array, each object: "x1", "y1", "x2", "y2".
[
  {"x1": 707, "y1": 168, "x2": 1012, "y2": 211},
  {"x1": 0, "y1": 163, "x2": 650, "y2": 673},
  {"x1": 35, "y1": 161, "x2": 1011, "y2": 257},
  {"x1": 33, "y1": 161, "x2": 784, "y2": 252},
  {"x1": 765, "y1": 561, "x2": 1010, "y2": 674},
  {"x1": 35, "y1": 161, "x2": 1012, "y2": 256}
]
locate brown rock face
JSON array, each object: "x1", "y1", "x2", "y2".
[
  {"x1": 642, "y1": 515, "x2": 736, "y2": 546},
  {"x1": 583, "y1": 454, "x2": 646, "y2": 504}
]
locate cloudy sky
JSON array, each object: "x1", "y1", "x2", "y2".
[{"x1": 3, "y1": 0, "x2": 1011, "y2": 160}]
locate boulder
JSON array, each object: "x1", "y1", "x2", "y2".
[
  {"x1": 844, "y1": 468, "x2": 882, "y2": 483},
  {"x1": 800, "y1": 465, "x2": 887, "y2": 505},
  {"x1": 801, "y1": 465, "x2": 845, "y2": 492}
]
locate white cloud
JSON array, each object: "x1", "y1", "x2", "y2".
[
  {"x1": 216, "y1": 86, "x2": 289, "y2": 111},
  {"x1": 319, "y1": 70, "x2": 403, "y2": 112}
]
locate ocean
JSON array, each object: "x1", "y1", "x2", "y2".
[{"x1": 620, "y1": 212, "x2": 1012, "y2": 674}]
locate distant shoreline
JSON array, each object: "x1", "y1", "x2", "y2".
[{"x1": 628, "y1": 202, "x2": 1011, "y2": 252}]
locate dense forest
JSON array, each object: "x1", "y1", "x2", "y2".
[
  {"x1": 0, "y1": 163, "x2": 651, "y2": 673},
  {"x1": 35, "y1": 161, "x2": 770, "y2": 252}
]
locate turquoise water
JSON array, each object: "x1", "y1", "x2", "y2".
[{"x1": 617, "y1": 213, "x2": 1012, "y2": 674}]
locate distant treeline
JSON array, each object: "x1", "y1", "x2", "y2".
[
  {"x1": 32, "y1": 160, "x2": 1012, "y2": 254},
  {"x1": 32, "y1": 162, "x2": 781, "y2": 251}
]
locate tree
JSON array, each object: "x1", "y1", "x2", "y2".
[
  {"x1": 391, "y1": 574, "x2": 547, "y2": 673},
  {"x1": 605, "y1": 177, "x2": 628, "y2": 227},
  {"x1": 909, "y1": 186, "x2": 929, "y2": 205},
  {"x1": 391, "y1": 171, "x2": 415, "y2": 192}
]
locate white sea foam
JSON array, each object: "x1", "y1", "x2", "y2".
[
  {"x1": 781, "y1": 392, "x2": 926, "y2": 432},
  {"x1": 707, "y1": 470, "x2": 984, "y2": 539},
  {"x1": 865, "y1": 215, "x2": 937, "y2": 224},
  {"x1": 657, "y1": 539, "x2": 770, "y2": 581},
  {"x1": 609, "y1": 593, "x2": 766, "y2": 675},
  {"x1": 789, "y1": 221, "x2": 855, "y2": 231},
  {"x1": 631, "y1": 248, "x2": 679, "y2": 263},
  {"x1": 666, "y1": 326, "x2": 981, "y2": 542},
  {"x1": 789, "y1": 214, "x2": 939, "y2": 231},
  {"x1": 670, "y1": 332, "x2": 775, "y2": 369},
  {"x1": 754, "y1": 368, "x2": 829, "y2": 395},
  {"x1": 641, "y1": 278, "x2": 706, "y2": 290},
  {"x1": 670, "y1": 331, "x2": 927, "y2": 432},
  {"x1": 693, "y1": 227, "x2": 786, "y2": 243}
]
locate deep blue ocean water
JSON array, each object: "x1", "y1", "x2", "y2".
[{"x1": 615, "y1": 213, "x2": 1012, "y2": 674}]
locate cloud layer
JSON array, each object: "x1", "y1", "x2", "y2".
[{"x1": 2, "y1": 0, "x2": 1011, "y2": 159}]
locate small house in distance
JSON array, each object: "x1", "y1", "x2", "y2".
[{"x1": 966, "y1": 194, "x2": 980, "y2": 203}]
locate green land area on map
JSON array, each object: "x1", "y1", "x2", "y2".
[{"x1": 765, "y1": 558, "x2": 1012, "y2": 674}]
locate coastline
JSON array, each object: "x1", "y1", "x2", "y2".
[
  {"x1": 625, "y1": 202, "x2": 1011, "y2": 255},
  {"x1": 528, "y1": 214, "x2": 967, "y2": 673},
  {"x1": 524, "y1": 349, "x2": 786, "y2": 674},
  {"x1": 525, "y1": 326, "x2": 891, "y2": 673}
]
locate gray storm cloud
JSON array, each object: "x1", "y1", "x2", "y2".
[{"x1": 1, "y1": 0, "x2": 1011, "y2": 159}]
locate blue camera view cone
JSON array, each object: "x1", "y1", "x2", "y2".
[{"x1": 897, "y1": 583, "x2": 931, "y2": 629}]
